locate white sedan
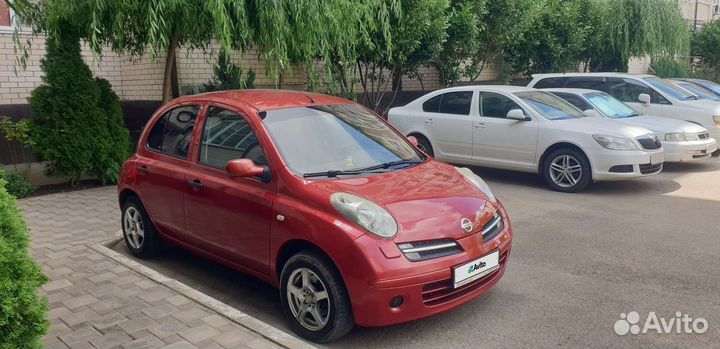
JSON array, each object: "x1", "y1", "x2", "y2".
[
  {"x1": 546, "y1": 88, "x2": 718, "y2": 162},
  {"x1": 388, "y1": 86, "x2": 665, "y2": 192}
]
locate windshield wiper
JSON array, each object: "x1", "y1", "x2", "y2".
[
  {"x1": 302, "y1": 160, "x2": 423, "y2": 178},
  {"x1": 685, "y1": 95, "x2": 700, "y2": 100},
  {"x1": 353, "y1": 159, "x2": 424, "y2": 172}
]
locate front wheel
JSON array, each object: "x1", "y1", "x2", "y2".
[
  {"x1": 280, "y1": 252, "x2": 354, "y2": 342},
  {"x1": 542, "y1": 149, "x2": 591, "y2": 193}
]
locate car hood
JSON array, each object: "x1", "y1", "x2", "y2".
[
  {"x1": 551, "y1": 116, "x2": 654, "y2": 138},
  {"x1": 618, "y1": 115, "x2": 708, "y2": 135},
  {"x1": 674, "y1": 99, "x2": 720, "y2": 113},
  {"x1": 305, "y1": 160, "x2": 496, "y2": 243}
]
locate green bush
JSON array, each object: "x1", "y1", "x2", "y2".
[
  {"x1": 650, "y1": 56, "x2": 689, "y2": 78},
  {"x1": 28, "y1": 22, "x2": 130, "y2": 185},
  {"x1": 0, "y1": 169, "x2": 35, "y2": 199},
  {"x1": 201, "y1": 52, "x2": 256, "y2": 92},
  {"x1": 0, "y1": 178, "x2": 49, "y2": 349}
]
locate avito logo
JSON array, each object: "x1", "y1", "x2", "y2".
[
  {"x1": 468, "y1": 261, "x2": 486, "y2": 274},
  {"x1": 614, "y1": 311, "x2": 709, "y2": 335}
]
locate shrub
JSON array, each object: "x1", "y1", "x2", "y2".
[
  {"x1": 28, "y1": 22, "x2": 130, "y2": 185},
  {"x1": 0, "y1": 169, "x2": 35, "y2": 199},
  {"x1": 201, "y1": 52, "x2": 256, "y2": 92},
  {"x1": 0, "y1": 177, "x2": 49, "y2": 349},
  {"x1": 650, "y1": 56, "x2": 689, "y2": 78}
]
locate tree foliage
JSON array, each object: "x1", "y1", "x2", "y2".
[
  {"x1": 27, "y1": 22, "x2": 129, "y2": 185},
  {"x1": 693, "y1": 19, "x2": 720, "y2": 81},
  {"x1": 0, "y1": 171, "x2": 48, "y2": 349},
  {"x1": 202, "y1": 52, "x2": 256, "y2": 92}
]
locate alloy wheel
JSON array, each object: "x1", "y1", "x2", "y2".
[
  {"x1": 124, "y1": 206, "x2": 145, "y2": 249},
  {"x1": 286, "y1": 268, "x2": 331, "y2": 331},
  {"x1": 549, "y1": 155, "x2": 583, "y2": 188}
]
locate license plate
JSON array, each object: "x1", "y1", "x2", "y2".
[
  {"x1": 650, "y1": 153, "x2": 663, "y2": 165},
  {"x1": 453, "y1": 250, "x2": 500, "y2": 288}
]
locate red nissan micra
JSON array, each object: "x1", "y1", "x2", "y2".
[{"x1": 118, "y1": 90, "x2": 513, "y2": 342}]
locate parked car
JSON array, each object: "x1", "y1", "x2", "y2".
[
  {"x1": 118, "y1": 90, "x2": 513, "y2": 342},
  {"x1": 388, "y1": 86, "x2": 665, "y2": 193},
  {"x1": 667, "y1": 79, "x2": 720, "y2": 101},
  {"x1": 546, "y1": 88, "x2": 718, "y2": 162},
  {"x1": 527, "y1": 73, "x2": 720, "y2": 143},
  {"x1": 670, "y1": 78, "x2": 720, "y2": 97}
]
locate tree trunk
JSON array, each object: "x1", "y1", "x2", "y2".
[{"x1": 162, "y1": 33, "x2": 181, "y2": 103}]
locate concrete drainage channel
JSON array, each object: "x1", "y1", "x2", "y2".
[{"x1": 90, "y1": 232, "x2": 317, "y2": 349}]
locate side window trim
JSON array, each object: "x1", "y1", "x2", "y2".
[
  {"x1": 195, "y1": 103, "x2": 269, "y2": 172},
  {"x1": 144, "y1": 104, "x2": 203, "y2": 161}
]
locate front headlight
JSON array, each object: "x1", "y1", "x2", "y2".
[
  {"x1": 665, "y1": 132, "x2": 686, "y2": 141},
  {"x1": 455, "y1": 167, "x2": 496, "y2": 203},
  {"x1": 330, "y1": 193, "x2": 397, "y2": 238},
  {"x1": 713, "y1": 115, "x2": 720, "y2": 126},
  {"x1": 593, "y1": 134, "x2": 640, "y2": 150}
]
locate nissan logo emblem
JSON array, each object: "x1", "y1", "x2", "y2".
[{"x1": 460, "y1": 218, "x2": 473, "y2": 232}]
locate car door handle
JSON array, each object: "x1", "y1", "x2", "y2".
[
  {"x1": 137, "y1": 166, "x2": 150, "y2": 175},
  {"x1": 474, "y1": 122, "x2": 486, "y2": 128},
  {"x1": 424, "y1": 118, "x2": 435, "y2": 125},
  {"x1": 187, "y1": 179, "x2": 203, "y2": 190}
]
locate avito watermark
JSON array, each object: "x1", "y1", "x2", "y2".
[{"x1": 614, "y1": 311, "x2": 708, "y2": 335}]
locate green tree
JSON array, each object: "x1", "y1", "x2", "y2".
[
  {"x1": 356, "y1": 0, "x2": 449, "y2": 113},
  {"x1": 28, "y1": 22, "x2": 129, "y2": 185},
  {"x1": 585, "y1": 0, "x2": 691, "y2": 72},
  {"x1": 433, "y1": 0, "x2": 487, "y2": 87},
  {"x1": 11, "y1": 0, "x2": 397, "y2": 103},
  {"x1": 693, "y1": 19, "x2": 720, "y2": 81},
  {"x1": 0, "y1": 171, "x2": 48, "y2": 349},
  {"x1": 202, "y1": 51, "x2": 256, "y2": 92}
]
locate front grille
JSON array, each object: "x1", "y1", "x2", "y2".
[
  {"x1": 421, "y1": 251, "x2": 508, "y2": 306},
  {"x1": 397, "y1": 239, "x2": 462, "y2": 262},
  {"x1": 609, "y1": 165, "x2": 633, "y2": 173},
  {"x1": 698, "y1": 132, "x2": 710, "y2": 140},
  {"x1": 639, "y1": 162, "x2": 663, "y2": 174},
  {"x1": 636, "y1": 135, "x2": 662, "y2": 150},
  {"x1": 480, "y1": 212, "x2": 504, "y2": 243}
]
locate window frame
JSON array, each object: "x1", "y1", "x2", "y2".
[
  {"x1": 144, "y1": 103, "x2": 203, "y2": 161},
  {"x1": 194, "y1": 102, "x2": 271, "y2": 174}
]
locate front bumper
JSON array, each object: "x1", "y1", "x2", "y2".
[
  {"x1": 590, "y1": 147, "x2": 665, "y2": 181},
  {"x1": 344, "y1": 205, "x2": 513, "y2": 327},
  {"x1": 663, "y1": 138, "x2": 718, "y2": 162}
]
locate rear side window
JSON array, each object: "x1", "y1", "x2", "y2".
[
  {"x1": 533, "y1": 77, "x2": 569, "y2": 89},
  {"x1": 422, "y1": 92, "x2": 473, "y2": 115},
  {"x1": 551, "y1": 92, "x2": 591, "y2": 110},
  {"x1": 422, "y1": 95, "x2": 441, "y2": 112},
  {"x1": 199, "y1": 107, "x2": 266, "y2": 169},
  {"x1": 147, "y1": 105, "x2": 200, "y2": 159},
  {"x1": 566, "y1": 77, "x2": 607, "y2": 91}
]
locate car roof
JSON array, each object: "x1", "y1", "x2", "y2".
[
  {"x1": 543, "y1": 88, "x2": 606, "y2": 95},
  {"x1": 433, "y1": 85, "x2": 537, "y2": 93},
  {"x1": 531, "y1": 72, "x2": 655, "y2": 79},
  {"x1": 170, "y1": 89, "x2": 351, "y2": 111}
]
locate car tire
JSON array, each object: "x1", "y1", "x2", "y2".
[
  {"x1": 280, "y1": 251, "x2": 354, "y2": 343},
  {"x1": 414, "y1": 134, "x2": 434, "y2": 157},
  {"x1": 542, "y1": 148, "x2": 591, "y2": 193},
  {"x1": 121, "y1": 196, "x2": 162, "y2": 258}
]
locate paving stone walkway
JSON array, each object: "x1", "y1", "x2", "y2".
[{"x1": 19, "y1": 186, "x2": 286, "y2": 349}]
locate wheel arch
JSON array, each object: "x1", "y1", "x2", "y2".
[
  {"x1": 118, "y1": 188, "x2": 140, "y2": 207},
  {"x1": 537, "y1": 141, "x2": 590, "y2": 175},
  {"x1": 275, "y1": 239, "x2": 337, "y2": 282}
]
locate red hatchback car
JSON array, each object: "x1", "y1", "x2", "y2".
[{"x1": 118, "y1": 90, "x2": 513, "y2": 342}]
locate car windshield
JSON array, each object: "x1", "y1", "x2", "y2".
[
  {"x1": 695, "y1": 80, "x2": 720, "y2": 95},
  {"x1": 263, "y1": 104, "x2": 424, "y2": 177},
  {"x1": 514, "y1": 91, "x2": 585, "y2": 120},
  {"x1": 675, "y1": 82, "x2": 720, "y2": 101},
  {"x1": 584, "y1": 92, "x2": 640, "y2": 118},
  {"x1": 644, "y1": 77, "x2": 698, "y2": 100}
]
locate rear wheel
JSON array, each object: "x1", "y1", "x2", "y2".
[
  {"x1": 280, "y1": 252, "x2": 354, "y2": 342},
  {"x1": 121, "y1": 196, "x2": 161, "y2": 258},
  {"x1": 542, "y1": 148, "x2": 591, "y2": 193},
  {"x1": 413, "y1": 134, "x2": 434, "y2": 157}
]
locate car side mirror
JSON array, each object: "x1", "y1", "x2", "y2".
[
  {"x1": 638, "y1": 93, "x2": 651, "y2": 106},
  {"x1": 226, "y1": 159, "x2": 271, "y2": 183},
  {"x1": 506, "y1": 109, "x2": 530, "y2": 121},
  {"x1": 583, "y1": 109, "x2": 601, "y2": 117},
  {"x1": 407, "y1": 135, "x2": 419, "y2": 147}
]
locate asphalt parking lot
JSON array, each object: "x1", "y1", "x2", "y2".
[{"x1": 113, "y1": 155, "x2": 720, "y2": 348}]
